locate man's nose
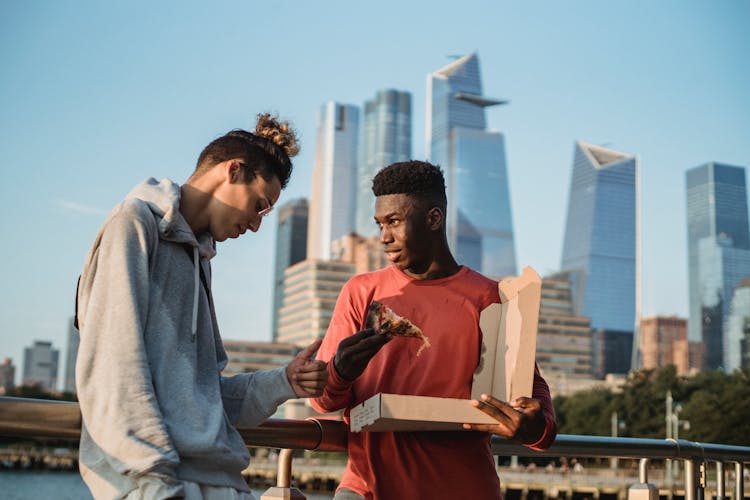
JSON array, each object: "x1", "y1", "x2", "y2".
[{"x1": 380, "y1": 225, "x2": 393, "y2": 243}]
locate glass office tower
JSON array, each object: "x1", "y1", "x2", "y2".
[
  {"x1": 307, "y1": 102, "x2": 359, "y2": 260},
  {"x1": 686, "y1": 162, "x2": 750, "y2": 370},
  {"x1": 272, "y1": 198, "x2": 308, "y2": 341},
  {"x1": 560, "y1": 141, "x2": 637, "y2": 334},
  {"x1": 734, "y1": 281, "x2": 750, "y2": 371},
  {"x1": 697, "y1": 237, "x2": 750, "y2": 370},
  {"x1": 356, "y1": 89, "x2": 412, "y2": 238},
  {"x1": 426, "y1": 53, "x2": 516, "y2": 277}
]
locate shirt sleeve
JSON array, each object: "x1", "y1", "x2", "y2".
[
  {"x1": 220, "y1": 367, "x2": 297, "y2": 427},
  {"x1": 526, "y1": 363, "x2": 558, "y2": 450},
  {"x1": 76, "y1": 205, "x2": 182, "y2": 492},
  {"x1": 310, "y1": 279, "x2": 364, "y2": 413}
]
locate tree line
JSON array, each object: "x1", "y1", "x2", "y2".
[{"x1": 554, "y1": 366, "x2": 750, "y2": 446}]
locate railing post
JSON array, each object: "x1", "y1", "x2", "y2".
[
  {"x1": 716, "y1": 462, "x2": 725, "y2": 500},
  {"x1": 261, "y1": 449, "x2": 305, "y2": 500},
  {"x1": 734, "y1": 462, "x2": 744, "y2": 500},
  {"x1": 628, "y1": 458, "x2": 659, "y2": 500},
  {"x1": 686, "y1": 459, "x2": 697, "y2": 500}
]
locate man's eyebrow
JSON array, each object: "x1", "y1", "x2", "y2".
[{"x1": 374, "y1": 211, "x2": 400, "y2": 221}]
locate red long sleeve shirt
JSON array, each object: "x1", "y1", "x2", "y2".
[{"x1": 311, "y1": 266, "x2": 557, "y2": 500}]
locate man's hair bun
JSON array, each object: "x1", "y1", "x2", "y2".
[{"x1": 255, "y1": 113, "x2": 300, "y2": 159}]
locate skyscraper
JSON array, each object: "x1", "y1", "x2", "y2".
[
  {"x1": 426, "y1": 53, "x2": 516, "y2": 277},
  {"x1": 558, "y1": 141, "x2": 637, "y2": 376},
  {"x1": 727, "y1": 278, "x2": 750, "y2": 372},
  {"x1": 560, "y1": 141, "x2": 638, "y2": 333},
  {"x1": 356, "y1": 89, "x2": 412, "y2": 238},
  {"x1": 697, "y1": 235, "x2": 750, "y2": 370},
  {"x1": 686, "y1": 162, "x2": 750, "y2": 370},
  {"x1": 23, "y1": 340, "x2": 59, "y2": 391},
  {"x1": 307, "y1": 102, "x2": 359, "y2": 260},
  {"x1": 272, "y1": 198, "x2": 308, "y2": 340}
]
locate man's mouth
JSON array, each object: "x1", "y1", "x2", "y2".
[{"x1": 384, "y1": 249, "x2": 400, "y2": 262}]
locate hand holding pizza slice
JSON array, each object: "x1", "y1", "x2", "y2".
[{"x1": 366, "y1": 301, "x2": 431, "y2": 356}]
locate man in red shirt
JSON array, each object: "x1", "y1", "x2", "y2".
[{"x1": 311, "y1": 160, "x2": 557, "y2": 499}]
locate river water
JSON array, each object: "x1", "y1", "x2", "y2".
[{"x1": 0, "y1": 471, "x2": 334, "y2": 499}]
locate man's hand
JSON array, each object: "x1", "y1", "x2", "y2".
[
  {"x1": 286, "y1": 339, "x2": 327, "y2": 397},
  {"x1": 462, "y1": 394, "x2": 547, "y2": 445},
  {"x1": 333, "y1": 328, "x2": 390, "y2": 381}
]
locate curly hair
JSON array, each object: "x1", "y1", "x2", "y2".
[
  {"x1": 372, "y1": 160, "x2": 447, "y2": 212},
  {"x1": 193, "y1": 113, "x2": 299, "y2": 188}
]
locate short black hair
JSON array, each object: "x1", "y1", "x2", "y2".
[{"x1": 372, "y1": 160, "x2": 447, "y2": 212}]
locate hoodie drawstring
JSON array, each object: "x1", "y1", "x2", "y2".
[{"x1": 191, "y1": 246, "x2": 199, "y2": 343}]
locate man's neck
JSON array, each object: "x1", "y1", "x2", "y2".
[
  {"x1": 403, "y1": 253, "x2": 461, "y2": 281},
  {"x1": 179, "y1": 182, "x2": 213, "y2": 235}
]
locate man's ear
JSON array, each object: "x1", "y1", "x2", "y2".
[
  {"x1": 427, "y1": 207, "x2": 443, "y2": 231},
  {"x1": 226, "y1": 160, "x2": 241, "y2": 183}
]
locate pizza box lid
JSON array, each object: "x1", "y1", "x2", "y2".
[{"x1": 349, "y1": 393, "x2": 497, "y2": 432}]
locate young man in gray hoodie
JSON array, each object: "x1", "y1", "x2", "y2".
[{"x1": 76, "y1": 114, "x2": 326, "y2": 500}]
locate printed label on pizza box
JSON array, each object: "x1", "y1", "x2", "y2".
[
  {"x1": 350, "y1": 393, "x2": 498, "y2": 432},
  {"x1": 350, "y1": 266, "x2": 541, "y2": 432}
]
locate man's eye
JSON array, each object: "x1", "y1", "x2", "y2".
[{"x1": 389, "y1": 219, "x2": 400, "y2": 226}]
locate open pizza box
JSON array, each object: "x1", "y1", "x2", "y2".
[{"x1": 349, "y1": 266, "x2": 542, "y2": 432}]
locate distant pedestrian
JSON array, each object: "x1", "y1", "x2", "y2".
[{"x1": 76, "y1": 114, "x2": 326, "y2": 499}]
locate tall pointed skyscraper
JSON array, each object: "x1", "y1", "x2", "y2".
[
  {"x1": 559, "y1": 141, "x2": 637, "y2": 374},
  {"x1": 686, "y1": 162, "x2": 750, "y2": 370},
  {"x1": 426, "y1": 53, "x2": 516, "y2": 277},
  {"x1": 355, "y1": 89, "x2": 412, "y2": 237},
  {"x1": 307, "y1": 102, "x2": 359, "y2": 260}
]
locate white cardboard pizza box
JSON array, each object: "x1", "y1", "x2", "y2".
[{"x1": 349, "y1": 266, "x2": 541, "y2": 433}]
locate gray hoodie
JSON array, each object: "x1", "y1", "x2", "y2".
[{"x1": 76, "y1": 178, "x2": 296, "y2": 499}]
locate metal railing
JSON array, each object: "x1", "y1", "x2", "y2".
[{"x1": 2, "y1": 396, "x2": 749, "y2": 500}]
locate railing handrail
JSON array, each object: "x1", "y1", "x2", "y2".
[{"x1": 2, "y1": 396, "x2": 749, "y2": 463}]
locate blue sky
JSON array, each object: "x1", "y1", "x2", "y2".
[{"x1": 1, "y1": 1, "x2": 748, "y2": 387}]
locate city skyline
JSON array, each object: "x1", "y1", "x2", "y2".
[{"x1": 2, "y1": 2, "x2": 749, "y2": 388}]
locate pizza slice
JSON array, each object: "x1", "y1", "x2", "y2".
[{"x1": 366, "y1": 300, "x2": 431, "y2": 356}]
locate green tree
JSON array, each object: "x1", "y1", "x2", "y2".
[
  {"x1": 553, "y1": 366, "x2": 750, "y2": 445},
  {"x1": 681, "y1": 369, "x2": 750, "y2": 445},
  {"x1": 555, "y1": 387, "x2": 615, "y2": 435}
]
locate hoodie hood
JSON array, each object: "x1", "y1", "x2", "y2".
[
  {"x1": 125, "y1": 178, "x2": 215, "y2": 343},
  {"x1": 125, "y1": 178, "x2": 216, "y2": 261}
]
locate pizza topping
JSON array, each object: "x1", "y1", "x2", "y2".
[{"x1": 366, "y1": 301, "x2": 431, "y2": 356}]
